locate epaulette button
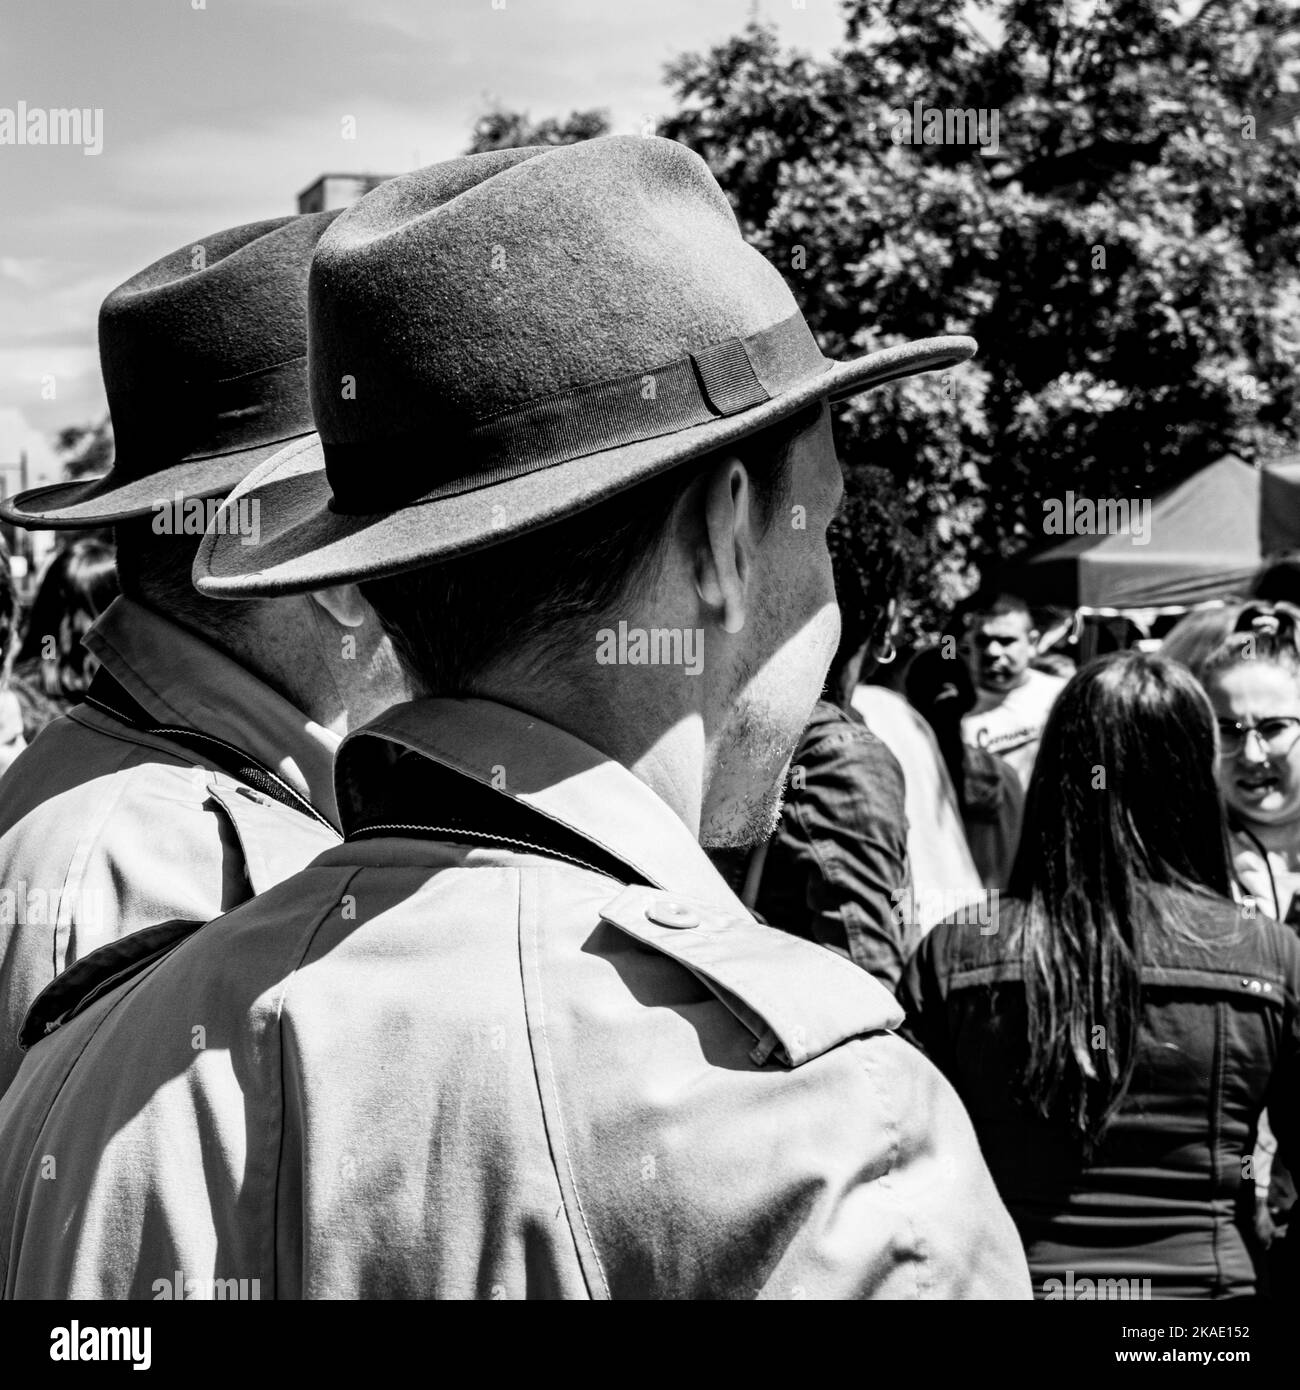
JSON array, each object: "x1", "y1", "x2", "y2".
[{"x1": 645, "y1": 901, "x2": 700, "y2": 929}]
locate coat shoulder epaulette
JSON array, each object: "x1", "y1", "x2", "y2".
[{"x1": 596, "y1": 884, "x2": 902, "y2": 1066}]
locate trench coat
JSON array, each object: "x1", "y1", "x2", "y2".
[
  {"x1": 0, "y1": 697, "x2": 1031, "y2": 1299},
  {"x1": 0, "y1": 596, "x2": 341, "y2": 1093}
]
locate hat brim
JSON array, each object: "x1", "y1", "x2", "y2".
[
  {"x1": 194, "y1": 336, "x2": 974, "y2": 597},
  {"x1": 0, "y1": 432, "x2": 319, "y2": 529}
]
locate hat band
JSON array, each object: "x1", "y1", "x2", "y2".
[
  {"x1": 109, "y1": 355, "x2": 314, "y2": 477},
  {"x1": 323, "y1": 310, "x2": 829, "y2": 515}
]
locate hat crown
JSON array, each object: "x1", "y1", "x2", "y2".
[
  {"x1": 309, "y1": 137, "x2": 802, "y2": 459},
  {"x1": 99, "y1": 210, "x2": 340, "y2": 476},
  {"x1": 190, "y1": 137, "x2": 975, "y2": 596}
]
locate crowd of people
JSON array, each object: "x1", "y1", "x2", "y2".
[
  {"x1": 0, "y1": 135, "x2": 1294, "y2": 1303},
  {"x1": 743, "y1": 492, "x2": 1300, "y2": 1298}
]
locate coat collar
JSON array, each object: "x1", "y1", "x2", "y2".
[
  {"x1": 335, "y1": 696, "x2": 746, "y2": 911},
  {"x1": 84, "y1": 596, "x2": 342, "y2": 828}
]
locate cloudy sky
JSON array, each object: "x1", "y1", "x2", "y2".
[{"x1": 0, "y1": 0, "x2": 845, "y2": 488}]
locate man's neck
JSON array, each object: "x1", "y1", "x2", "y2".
[
  {"x1": 194, "y1": 595, "x2": 407, "y2": 736},
  {"x1": 979, "y1": 670, "x2": 1031, "y2": 703},
  {"x1": 471, "y1": 665, "x2": 705, "y2": 839}
]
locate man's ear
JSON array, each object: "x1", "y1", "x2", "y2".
[
  {"x1": 309, "y1": 583, "x2": 368, "y2": 628},
  {"x1": 694, "y1": 455, "x2": 756, "y2": 635}
]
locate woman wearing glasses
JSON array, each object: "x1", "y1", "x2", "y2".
[
  {"x1": 1163, "y1": 601, "x2": 1300, "y2": 927},
  {"x1": 899, "y1": 650, "x2": 1300, "y2": 1298},
  {"x1": 1163, "y1": 600, "x2": 1300, "y2": 1272}
]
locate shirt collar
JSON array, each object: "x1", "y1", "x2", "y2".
[
  {"x1": 84, "y1": 596, "x2": 341, "y2": 828},
  {"x1": 335, "y1": 696, "x2": 745, "y2": 911}
]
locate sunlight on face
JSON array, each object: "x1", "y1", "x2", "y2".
[
  {"x1": 701, "y1": 407, "x2": 843, "y2": 849},
  {"x1": 1205, "y1": 661, "x2": 1300, "y2": 831}
]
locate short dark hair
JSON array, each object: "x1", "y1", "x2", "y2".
[
  {"x1": 970, "y1": 592, "x2": 1033, "y2": 625},
  {"x1": 113, "y1": 518, "x2": 261, "y2": 642},
  {"x1": 363, "y1": 404, "x2": 822, "y2": 695},
  {"x1": 952, "y1": 591, "x2": 1035, "y2": 643}
]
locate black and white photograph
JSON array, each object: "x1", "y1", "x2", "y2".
[{"x1": 0, "y1": 0, "x2": 1298, "y2": 1357}]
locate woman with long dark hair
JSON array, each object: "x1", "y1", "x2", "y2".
[
  {"x1": 12, "y1": 537, "x2": 119, "y2": 733},
  {"x1": 0, "y1": 530, "x2": 26, "y2": 774},
  {"x1": 900, "y1": 650, "x2": 1300, "y2": 1298}
]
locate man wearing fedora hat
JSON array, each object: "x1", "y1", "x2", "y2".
[
  {"x1": 0, "y1": 213, "x2": 407, "y2": 1094},
  {"x1": 0, "y1": 138, "x2": 1029, "y2": 1298}
]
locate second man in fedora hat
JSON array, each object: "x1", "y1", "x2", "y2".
[
  {"x1": 0, "y1": 213, "x2": 408, "y2": 1094},
  {"x1": 0, "y1": 137, "x2": 1030, "y2": 1298}
]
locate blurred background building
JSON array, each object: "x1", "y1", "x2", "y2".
[{"x1": 297, "y1": 173, "x2": 394, "y2": 215}]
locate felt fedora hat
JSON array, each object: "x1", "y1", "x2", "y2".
[
  {"x1": 195, "y1": 137, "x2": 975, "y2": 597},
  {"x1": 1, "y1": 210, "x2": 342, "y2": 528}
]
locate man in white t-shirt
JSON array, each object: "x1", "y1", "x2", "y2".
[{"x1": 961, "y1": 595, "x2": 1066, "y2": 789}]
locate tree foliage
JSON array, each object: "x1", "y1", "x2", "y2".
[
  {"x1": 467, "y1": 106, "x2": 611, "y2": 154},
  {"x1": 660, "y1": 3, "x2": 1300, "y2": 636},
  {"x1": 57, "y1": 416, "x2": 113, "y2": 481}
]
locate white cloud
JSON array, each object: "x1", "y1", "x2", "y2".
[
  {"x1": 0, "y1": 347, "x2": 99, "y2": 394},
  {"x1": 0, "y1": 258, "x2": 60, "y2": 291},
  {"x1": 0, "y1": 0, "x2": 850, "y2": 442}
]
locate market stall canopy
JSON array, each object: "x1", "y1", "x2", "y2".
[{"x1": 1003, "y1": 453, "x2": 1300, "y2": 610}]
